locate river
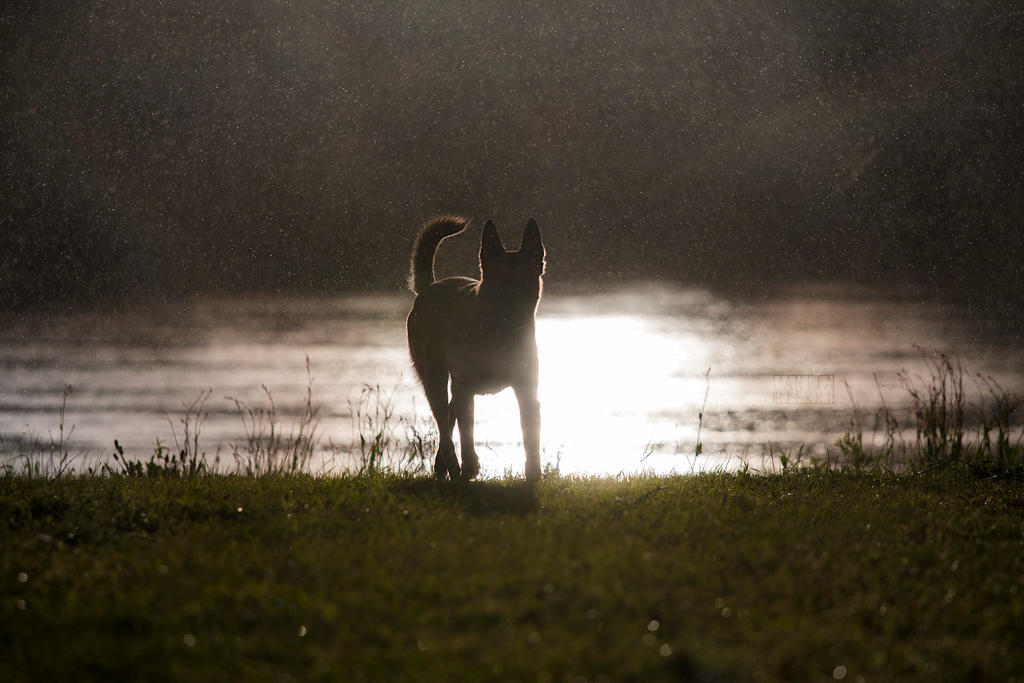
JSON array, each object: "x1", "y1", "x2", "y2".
[{"x1": 2, "y1": 285, "x2": 1021, "y2": 476}]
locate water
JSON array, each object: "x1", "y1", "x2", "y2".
[{"x1": 2, "y1": 285, "x2": 1021, "y2": 476}]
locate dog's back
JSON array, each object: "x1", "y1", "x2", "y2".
[{"x1": 406, "y1": 217, "x2": 481, "y2": 389}]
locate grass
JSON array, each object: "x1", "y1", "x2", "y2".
[
  {"x1": 7, "y1": 383, "x2": 81, "y2": 480},
  {"x1": 1, "y1": 348, "x2": 1022, "y2": 680},
  {"x1": 1, "y1": 470, "x2": 1022, "y2": 682},
  {"x1": 227, "y1": 357, "x2": 321, "y2": 476},
  {"x1": 801, "y1": 347, "x2": 1023, "y2": 478}
]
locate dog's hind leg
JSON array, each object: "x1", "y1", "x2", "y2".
[
  {"x1": 514, "y1": 385, "x2": 542, "y2": 483},
  {"x1": 451, "y1": 381, "x2": 480, "y2": 479},
  {"x1": 421, "y1": 370, "x2": 460, "y2": 480}
]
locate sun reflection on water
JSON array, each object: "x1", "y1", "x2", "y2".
[{"x1": 467, "y1": 311, "x2": 719, "y2": 476}]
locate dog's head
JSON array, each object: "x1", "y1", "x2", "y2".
[{"x1": 479, "y1": 219, "x2": 546, "y2": 303}]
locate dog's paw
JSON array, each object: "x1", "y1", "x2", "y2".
[
  {"x1": 434, "y1": 444, "x2": 462, "y2": 480},
  {"x1": 434, "y1": 457, "x2": 461, "y2": 480},
  {"x1": 460, "y1": 456, "x2": 480, "y2": 480}
]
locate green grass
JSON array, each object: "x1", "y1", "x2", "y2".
[
  {"x1": 2, "y1": 348, "x2": 1021, "y2": 680},
  {"x1": 2, "y1": 470, "x2": 1022, "y2": 682}
]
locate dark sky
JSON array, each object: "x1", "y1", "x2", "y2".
[{"x1": 2, "y1": 1, "x2": 1022, "y2": 313}]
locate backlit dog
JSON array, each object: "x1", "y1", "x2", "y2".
[{"x1": 406, "y1": 216, "x2": 545, "y2": 481}]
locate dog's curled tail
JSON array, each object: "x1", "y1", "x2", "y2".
[{"x1": 409, "y1": 215, "x2": 470, "y2": 293}]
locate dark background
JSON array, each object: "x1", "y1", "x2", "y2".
[{"x1": 2, "y1": 1, "x2": 1022, "y2": 315}]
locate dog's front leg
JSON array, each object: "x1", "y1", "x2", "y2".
[
  {"x1": 514, "y1": 385, "x2": 542, "y2": 483},
  {"x1": 452, "y1": 382, "x2": 480, "y2": 479}
]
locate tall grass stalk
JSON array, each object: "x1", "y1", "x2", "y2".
[
  {"x1": 166, "y1": 389, "x2": 213, "y2": 474},
  {"x1": 969, "y1": 374, "x2": 1022, "y2": 476},
  {"x1": 834, "y1": 378, "x2": 871, "y2": 469},
  {"x1": 345, "y1": 383, "x2": 433, "y2": 475},
  {"x1": 695, "y1": 367, "x2": 710, "y2": 457},
  {"x1": 826, "y1": 347, "x2": 1022, "y2": 477},
  {"x1": 107, "y1": 389, "x2": 214, "y2": 477},
  {"x1": 872, "y1": 372, "x2": 906, "y2": 467},
  {"x1": 227, "y1": 356, "x2": 321, "y2": 476},
  {"x1": 901, "y1": 346, "x2": 965, "y2": 466},
  {"x1": 6, "y1": 383, "x2": 80, "y2": 479}
]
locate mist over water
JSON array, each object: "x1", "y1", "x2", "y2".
[
  {"x1": 3, "y1": 4, "x2": 1022, "y2": 474},
  {"x1": 2, "y1": 286, "x2": 1020, "y2": 476}
]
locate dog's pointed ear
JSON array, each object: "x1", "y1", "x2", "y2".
[
  {"x1": 480, "y1": 220, "x2": 505, "y2": 263},
  {"x1": 520, "y1": 218, "x2": 545, "y2": 267}
]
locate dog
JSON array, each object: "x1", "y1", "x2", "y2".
[{"x1": 406, "y1": 215, "x2": 546, "y2": 482}]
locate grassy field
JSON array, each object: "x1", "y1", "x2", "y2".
[
  {"x1": 2, "y1": 468, "x2": 1022, "y2": 682},
  {"x1": 2, "y1": 349, "x2": 1021, "y2": 680}
]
